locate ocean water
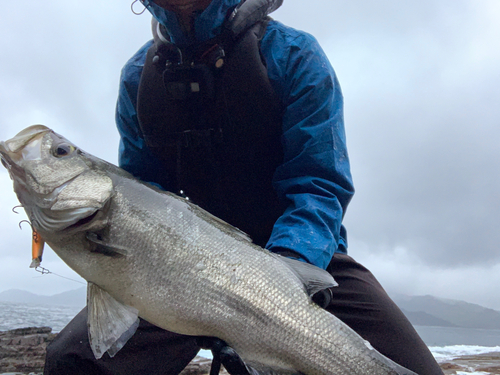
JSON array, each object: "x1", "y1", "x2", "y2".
[
  {"x1": 415, "y1": 325, "x2": 500, "y2": 347},
  {"x1": 0, "y1": 301, "x2": 82, "y2": 332},
  {"x1": 414, "y1": 325, "x2": 500, "y2": 374},
  {"x1": 1, "y1": 302, "x2": 499, "y2": 374}
]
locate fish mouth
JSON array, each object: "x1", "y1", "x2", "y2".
[
  {"x1": 0, "y1": 125, "x2": 51, "y2": 161},
  {"x1": 3, "y1": 125, "x2": 50, "y2": 154},
  {"x1": 0, "y1": 125, "x2": 51, "y2": 178},
  {"x1": 1, "y1": 141, "x2": 32, "y2": 205},
  {"x1": 1, "y1": 146, "x2": 26, "y2": 182},
  {"x1": 0, "y1": 142, "x2": 14, "y2": 170}
]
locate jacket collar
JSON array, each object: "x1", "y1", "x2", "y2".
[{"x1": 140, "y1": 0, "x2": 241, "y2": 47}]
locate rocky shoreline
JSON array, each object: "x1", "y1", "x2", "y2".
[
  {"x1": 0, "y1": 327, "x2": 54, "y2": 375},
  {"x1": 1, "y1": 326, "x2": 499, "y2": 374},
  {"x1": 439, "y1": 352, "x2": 500, "y2": 375},
  {"x1": 0, "y1": 327, "x2": 225, "y2": 375}
]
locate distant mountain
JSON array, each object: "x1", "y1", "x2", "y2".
[
  {"x1": 392, "y1": 294, "x2": 500, "y2": 329},
  {"x1": 0, "y1": 287, "x2": 86, "y2": 307},
  {"x1": 399, "y1": 309, "x2": 458, "y2": 327}
]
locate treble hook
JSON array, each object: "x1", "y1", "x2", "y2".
[
  {"x1": 131, "y1": 0, "x2": 147, "y2": 15},
  {"x1": 12, "y1": 205, "x2": 23, "y2": 214},
  {"x1": 18, "y1": 219, "x2": 45, "y2": 268},
  {"x1": 19, "y1": 219, "x2": 33, "y2": 231}
]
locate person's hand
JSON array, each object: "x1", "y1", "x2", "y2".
[{"x1": 311, "y1": 288, "x2": 333, "y2": 309}]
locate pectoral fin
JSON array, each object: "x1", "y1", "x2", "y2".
[
  {"x1": 86, "y1": 232, "x2": 130, "y2": 257},
  {"x1": 274, "y1": 254, "x2": 338, "y2": 297},
  {"x1": 87, "y1": 283, "x2": 139, "y2": 359}
]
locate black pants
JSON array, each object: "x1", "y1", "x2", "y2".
[{"x1": 44, "y1": 254, "x2": 443, "y2": 374}]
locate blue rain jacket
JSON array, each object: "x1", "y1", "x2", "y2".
[{"x1": 116, "y1": 0, "x2": 354, "y2": 269}]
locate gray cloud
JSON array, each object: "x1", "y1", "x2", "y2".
[
  {"x1": 274, "y1": 0, "x2": 500, "y2": 268},
  {"x1": 277, "y1": 0, "x2": 500, "y2": 300}
]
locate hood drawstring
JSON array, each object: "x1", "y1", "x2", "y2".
[{"x1": 131, "y1": 0, "x2": 147, "y2": 15}]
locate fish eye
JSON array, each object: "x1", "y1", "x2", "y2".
[{"x1": 52, "y1": 143, "x2": 75, "y2": 158}]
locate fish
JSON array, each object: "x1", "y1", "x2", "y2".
[{"x1": 0, "y1": 125, "x2": 418, "y2": 375}]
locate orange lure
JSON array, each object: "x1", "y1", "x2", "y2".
[{"x1": 30, "y1": 229, "x2": 45, "y2": 268}]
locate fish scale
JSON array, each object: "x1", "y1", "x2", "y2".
[{"x1": 0, "y1": 125, "x2": 418, "y2": 375}]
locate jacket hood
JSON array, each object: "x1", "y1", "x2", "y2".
[{"x1": 140, "y1": 0, "x2": 241, "y2": 46}]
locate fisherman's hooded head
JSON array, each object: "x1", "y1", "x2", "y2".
[
  {"x1": 147, "y1": 0, "x2": 214, "y2": 15},
  {"x1": 139, "y1": 0, "x2": 241, "y2": 45}
]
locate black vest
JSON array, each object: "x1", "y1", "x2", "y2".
[{"x1": 137, "y1": 2, "x2": 284, "y2": 246}]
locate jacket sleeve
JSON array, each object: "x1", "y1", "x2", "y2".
[
  {"x1": 262, "y1": 23, "x2": 355, "y2": 269},
  {"x1": 115, "y1": 41, "x2": 168, "y2": 188}
]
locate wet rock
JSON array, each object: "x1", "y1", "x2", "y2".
[
  {"x1": 0, "y1": 327, "x2": 225, "y2": 375},
  {"x1": 0, "y1": 327, "x2": 55, "y2": 374},
  {"x1": 439, "y1": 351, "x2": 500, "y2": 375},
  {"x1": 180, "y1": 356, "x2": 228, "y2": 375},
  {"x1": 477, "y1": 367, "x2": 500, "y2": 375}
]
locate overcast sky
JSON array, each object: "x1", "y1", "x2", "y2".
[{"x1": 1, "y1": 0, "x2": 499, "y2": 310}]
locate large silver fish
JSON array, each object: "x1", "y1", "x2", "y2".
[{"x1": 0, "y1": 125, "x2": 418, "y2": 375}]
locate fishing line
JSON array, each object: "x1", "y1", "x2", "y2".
[{"x1": 34, "y1": 266, "x2": 86, "y2": 285}]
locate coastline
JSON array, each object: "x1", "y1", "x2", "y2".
[{"x1": 1, "y1": 326, "x2": 500, "y2": 374}]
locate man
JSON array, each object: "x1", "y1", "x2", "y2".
[{"x1": 45, "y1": 0, "x2": 443, "y2": 374}]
